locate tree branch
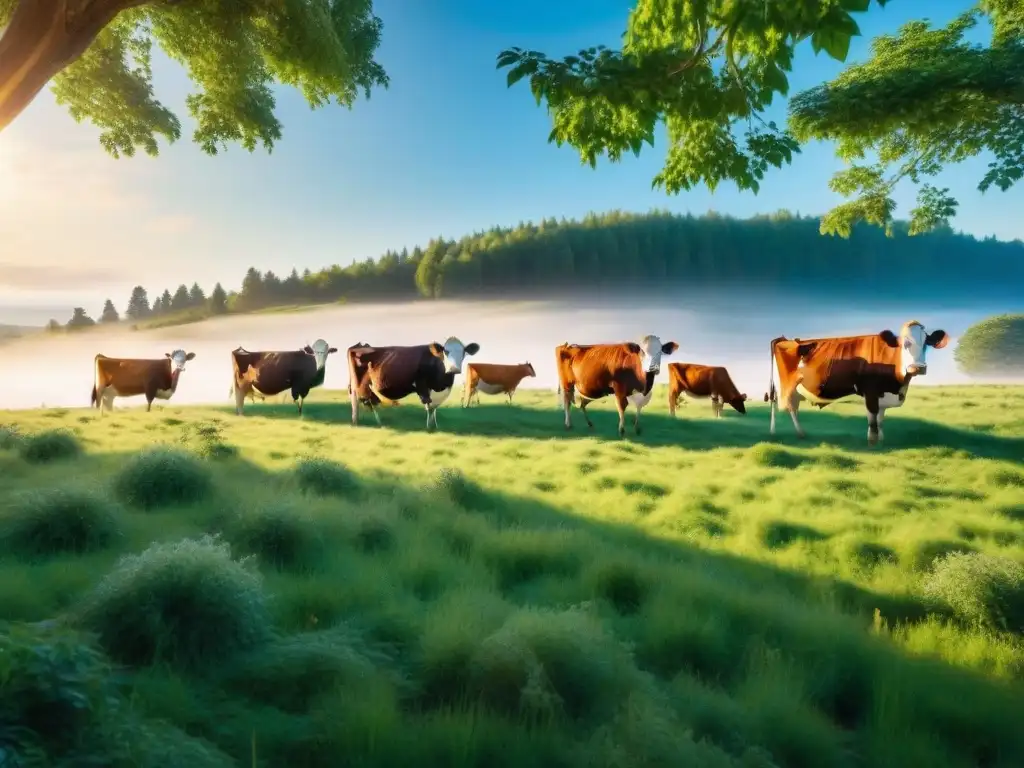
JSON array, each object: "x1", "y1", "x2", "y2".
[{"x1": 0, "y1": 0, "x2": 146, "y2": 132}]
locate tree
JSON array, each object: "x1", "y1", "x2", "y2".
[
  {"x1": 125, "y1": 285, "x2": 150, "y2": 320},
  {"x1": 954, "y1": 313, "x2": 1024, "y2": 377},
  {"x1": 45, "y1": 319, "x2": 62, "y2": 334},
  {"x1": 100, "y1": 299, "x2": 119, "y2": 323},
  {"x1": 66, "y1": 307, "x2": 95, "y2": 331},
  {"x1": 208, "y1": 283, "x2": 228, "y2": 315},
  {"x1": 160, "y1": 289, "x2": 173, "y2": 312},
  {"x1": 788, "y1": 2, "x2": 1024, "y2": 237},
  {"x1": 0, "y1": 0, "x2": 389, "y2": 156},
  {"x1": 497, "y1": 1, "x2": 1021, "y2": 237},
  {"x1": 171, "y1": 284, "x2": 190, "y2": 313},
  {"x1": 151, "y1": 296, "x2": 163, "y2": 315},
  {"x1": 497, "y1": 1, "x2": 887, "y2": 211},
  {"x1": 188, "y1": 282, "x2": 206, "y2": 308}
]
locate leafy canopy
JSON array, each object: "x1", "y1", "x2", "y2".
[
  {"x1": 497, "y1": 0, "x2": 1022, "y2": 237},
  {"x1": 497, "y1": 1, "x2": 889, "y2": 201},
  {"x1": 788, "y1": 0, "x2": 1024, "y2": 236},
  {"x1": 0, "y1": 0, "x2": 388, "y2": 157}
]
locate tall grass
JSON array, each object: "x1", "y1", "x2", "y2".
[{"x1": 0, "y1": 384, "x2": 1022, "y2": 766}]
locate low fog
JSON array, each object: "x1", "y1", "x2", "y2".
[{"x1": 0, "y1": 294, "x2": 1019, "y2": 412}]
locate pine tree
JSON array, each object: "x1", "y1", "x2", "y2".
[
  {"x1": 188, "y1": 282, "x2": 206, "y2": 308},
  {"x1": 208, "y1": 283, "x2": 228, "y2": 315},
  {"x1": 125, "y1": 286, "x2": 150, "y2": 320},
  {"x1": 100, "y1": 299, "x2": 119, "y2": 323}
]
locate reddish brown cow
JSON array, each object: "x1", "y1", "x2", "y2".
[
  {"x1": 556, "y1": 334, "x2": 677, "y2": 437},
  {"x1": 91, "y1": 349, "x2": 196, "y2": 415},
  {"x1": 462, "y1": 362, "x2": 536, "y2": 406},
  {"x1": 667, "y1": 363, "x2": 747, "y2": 418},
  {"x1": 766, "y1": 320, "x2": 949, "y2": 445}
]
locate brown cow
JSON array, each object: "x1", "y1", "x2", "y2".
[
  {"x1": 462, "y1": 362, "x2": 536, "y2": 407},
  {"x1": 91, "y1": 349, "x2": 196, "y2": 415},
  {"x1": 230, "y1": 339, "x2": 337, "y2": 416},
  {"x1": 349, "y1": 337, "x2": 479, "y2": 431},
  {"x1": 668, "y1": 363, "x2": 748, "y2": 418},
  {"x1": 556, "y1": 334, "x2": 678, "y2": 437},
  {"x1": 765, "y1": 320, "x2": 949, "y2": 445}
]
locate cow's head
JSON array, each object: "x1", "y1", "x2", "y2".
[
  {"x1": 637, "y1": 335, "x2": 679, "y2": 374},
  {"x1": 302, "y1": 339, "x2": 338, "y2": 370},
  {"x1": 730, "y1": 393, "x2": 749, "y2": 414},
  {"x1": 522, "y1": 362, "x2": 537, "y2": 378},
  {"x1": 430, "y1": 337, "x2": 480, "y2": 374},
  {"x1": 880, "y1": 321, "x2": 949, "y2": 377},
  {"x1": 165, "y1": 350, "x2": 196, "y2": 372}
]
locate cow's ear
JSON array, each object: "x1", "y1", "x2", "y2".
[
  {"x1": 464, "y1": 343, "x2": 480, "y2": 356},
  {"x1": 926, "y1": 329, "x2": 949, "y2": 349},
  {"x1": 879, "y1": 330, "x2": 899, "y2": 347},
  {"x1": 165, "y1": 353, "x2": 172, "y2": 359},
  {"x1": 626, "y1": 342, "x2": 642, "y2": 354},
  {"x1": 302, "y1": 345, "x2": 314, "y2": 354},
  {"x1": 662, "y1": 341, "x2": 679, "y2": 354},
  {"x1": 428, "y1": 343, "x2": 444, "y2": 358},
  {"x1": 185, "y1": 352, "x2": 196, "y2": 361},
  {"x1": 328, "y1": 347, "x2": 338, "y2": 354}
]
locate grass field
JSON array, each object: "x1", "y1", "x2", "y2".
[{"x1": 1, "y1": 384, "x2": 1023, "y2": 767}]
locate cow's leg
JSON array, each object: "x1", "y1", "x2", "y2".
[
  {"x1": 95, "y1": 385, "x2": 106, "y2": 416},
  {"x1": 578, "y1": 398, "x2": 595, "y2": 429},
  {"x1": 668, "y1": 384, "x2": 679, "y2": 417},
  {"x1": 633, "y1": 402, "x2": 643, "y2": 435},
  {"x1": 562, "y1": 383, "x2": 574, "y2": 430},
  {"x1": 146, "y1": 397, "x2": 154, "y2": 413},
  {"x1": 769, "y1": 391, "x2": 777, "y2": 435},
  {"x1": 610, "y1": 386, "x2": 630, "y2": 437},
  {"x1": 782, "y1": 387, "x2": 806, "y2": 438},
  {"x1": 865, "y1": 392, "x2": 881, "y2": 446},
  {"x1": 101, "y1": 390, "x2": 115, "y2": 415},
  {"x1": 350, "y1": 386, "x2": 360, "y2": 426},
  {"x1": 234, "y1": 382, "x2": 247, "y2": 416}
]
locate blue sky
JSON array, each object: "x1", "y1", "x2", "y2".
[{"x1": 0, "y1": 0, "x2": 1017, "y2": 316}]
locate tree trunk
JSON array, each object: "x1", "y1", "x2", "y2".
[{"x1": 0, "y1": 0, "x2": 137, "y2": 132}]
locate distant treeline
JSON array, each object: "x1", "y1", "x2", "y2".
[{"x1": 49, "y1": 209, "x2": 1024, "y2": 331}]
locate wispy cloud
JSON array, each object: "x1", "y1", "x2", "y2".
[{"x1": 0, "y1": 262, "x2": 121, "y2": 290}]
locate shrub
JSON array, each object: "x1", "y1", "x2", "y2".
[
  {"x1": 294, "y1": 457, "x2": 360, "y2": 498},
  {"x1": 18, "y1": 429, "x2": 82, "y2": 464},
  {"x1": 227, "y1": 502, "x2": 324, "y2": 571},
  {"x1": 428, "y1": 467, "x2": 488, "y2": 510},
  {"x1": 954, "y1": 313, "x2": 1024, "y2": 376},
  {"x1": 0, "y1": 424, "x2": 20, "y2": 450},
  {"x1": 113, "y1": 447, "x2": 213, "y2": 509},
  {"x1": 0, "y1": 487, "x2": 121, "y2": 557},
  {"x1": 468, "y1": 604, "x2": 641, "y2": 722},
  {"x1": 73, "y1": 535, "x2": 272, "y2": 669},
  {"x1": 922, "y1": 552, "x2": 1024, "y2": 633},
  {"x1": 178, "y1": 421, "x2": 237, "y2": 460}
]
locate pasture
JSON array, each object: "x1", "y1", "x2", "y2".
[{"x1": 1, "y1": 385, "x2": 1023, "y2": 767}]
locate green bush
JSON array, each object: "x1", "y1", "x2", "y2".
[
  {"x1": 178, "y1": 421, "x2": 237, "y2": 460},
  {"x1": 226, "y1": 501, "x2": 324, "y2": 571},
  {"x1": 18, "y1": 429, "x2": 82, "y2": 464},
  {"x1": 294, "y1": 457, "x2": 360, "y2": 498},
  {"x1": 922, "y1": 552, "x2": 1024, "y2": 633},
  {"x1": 954, "y1": 313, "x2": 1024, "y2": 376},
  {"x1": 0, "y1": 487, "x2": 121, "y2": 557},
  {"x1": 0, "y1": 424, "x2": 20, "y2": 450},
  {"x1": 113, "y1": 446, "x2": 213, "y2": 509},
  {"x1": 428, "y1": 467, "x2": 489, "y2": 510},
  {"x1": 73, "y1": 535, "x2": 272, "y2": 669},
  {"x1": 468, "y1": 604, "x2": 641, "y2": 721}
]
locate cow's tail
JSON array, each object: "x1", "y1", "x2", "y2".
[
  {"x1": 90, "y1": 386, "x2": 97, "y2": 408},
  {"x1": 90, "y1": 354, "x2": 101, "y2": 408},
  {"x1": 765, "y1": 336, "x2": 785, "y2": 403}
]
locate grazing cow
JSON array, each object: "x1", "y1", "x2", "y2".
[
  {"x1": 765, "y1": 320, "x2": 949, "y2": 445},
  {"x1": 462, "y1": 362, "x2": 536, "y2": 407},
  {"x1": 229, "y1": 339, "x2": 337, "y2": 416},
  {"x1": 91, "y1": 350, "x2": 196, "y2": 415},
  {"x1": 348, "y1": 337, "x2": 480, "y2": 431},
  {"x1": 556, "y1": 335, "x2": 678, "y2": 437},
  {"x1": 668, "y1": 363, "x2": 748, "y2": 418}
]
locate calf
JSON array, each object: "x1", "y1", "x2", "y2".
[
  {"x1": 766, "y1": 320, "x2": 949, "y2": 445},
  {"x1": 556, "y1": 335, "x2": 678, "y2": 437},
  {"x1": 462, "y1": 362, "x2": 536, "y2": 406},
  {"x1": 230, "y1": 339, "x2": 337, "y2": 416},
  {"x1": 668, "y1": 363, "x2": 748, "y2": 418},
  {"x1": 348, "y1": 337, "x2": 479, "y2": 431},
  {"x1": 91, "y1": 350, "x2": 196, "y2": 415}
]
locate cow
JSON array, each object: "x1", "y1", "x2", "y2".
[
  {"x1": 229, "y1": 339, "x2": 337, "y2": 416},
  {"x1": 667, "y1": 363, "x2": 748, "y2": 418},
  {"x1": 765, "y1": 320, "x2": 949, "y2": 445},
  {"x1": 348, "y1": 337, "x2": 480, "y2": 431},
  {"x1": 90, "y1": 349, "x2": 196, "y2": 415},
  {"x1": 556, "y1": 335, "x2": 678, "y2": 437},
  {"x1": 462, "y1": 362, "x2": 536, "y2": 407}
]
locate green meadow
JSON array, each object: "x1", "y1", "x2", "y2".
[{"x1": 1, "y1": 385, "x2": 1023, "y2": 767}]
